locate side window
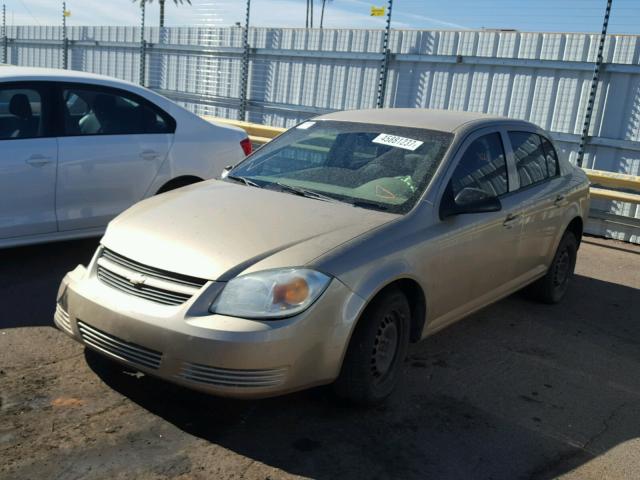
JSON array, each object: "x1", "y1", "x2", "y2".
[
  {"x1": 450, "y1": 132, "x2": 508, "y2": 203},
  {"x1": 61, "y1": 86, "x2": 173, "y2": 136},
  {"x1": 509, "y1": 131, "x2": 548, "y2": 188},
  {"x1": 66, "y1": 92, "x2": 89, "y2": 116},
  {"x1": 0, "y1": 87, "x2": 43, "y2": 140},
  {"x1": 540, "y1": 135, "x2": 559, "y2": 177}
]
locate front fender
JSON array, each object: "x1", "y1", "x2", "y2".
[
  {"x1": 330, "y1": 257, "x2": 426, "y2": 362},
  {"x1": 346, "y1": 258, "x2": 421, "y2": 305}
]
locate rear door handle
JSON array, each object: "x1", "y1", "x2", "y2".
[
  {"x1": 503, "y1": 213, "x2": 521, "y2": 229},
  {"x1": 25, "y1": 154, "x2": 53, "y2": 167},
  {"x1": 554, "y1": 194, "x2": 568, "y2": 207},
  {"x1": 140, "y1": 150, "x2": 160, "y2": 160}
]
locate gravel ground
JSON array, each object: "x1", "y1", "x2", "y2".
[{"x1": 1, "y1": 235, "x2": 639, "y2": 480}]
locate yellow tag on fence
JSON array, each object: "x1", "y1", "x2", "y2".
[
  {"x1": 370, "y1": 6, "x2": 386, "y2": 17},
  {"x1": 63, "y1": 10, "x2": 71, "y2": 17}
]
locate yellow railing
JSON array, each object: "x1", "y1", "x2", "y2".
[
  {"x1": 203, "y1": 116, "x2": 285, "y2": 145},
  {"x1": 205, "y1": 116, "x2": 640, "y2": 204},
  {"x1": 584, "y1": 169, "x2": 640, "y2": 203}
]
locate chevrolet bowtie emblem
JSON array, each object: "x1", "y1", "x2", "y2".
[{"x1": 128, "y1": 273, "x2": 147, "y2": 287}]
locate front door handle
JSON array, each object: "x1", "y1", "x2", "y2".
[
  {"x1": 25, "y1": 154, "x2": 53, "y2": 167},
  {"x1": 503, "y1": 213, "x2": 520, "y2": 229},
  {"x1": 554, "y1": 194, "x2": 568, "y2": 207},
  {"x1": 140, "y1": 150, "x2": 160, "y2": 160}
]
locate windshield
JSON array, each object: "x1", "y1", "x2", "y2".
[{"x1": 229, "y1": 120, "x2": 453, "y2": 214}]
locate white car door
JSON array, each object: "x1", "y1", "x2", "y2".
[
  {"x1": 55, "y1": 84, "x2": 174, "y2": 231},
  {"x1": 0, "y1": 83, "x2": 57, "y2": 239}
]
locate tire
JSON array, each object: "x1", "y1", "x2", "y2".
[
  {"x1": 527, "y1": 231, "x2": 578, "y2": 304},
  {"x1": 334, "y1": 288, "x2": 411, "y2": 406},
  {"x1": 156, "y1": 176, "x2": 201, "y2": 194}
]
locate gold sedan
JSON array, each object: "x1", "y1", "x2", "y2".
[{"x1": 55, "y1": 109, "x2": 590, "y2": 404}]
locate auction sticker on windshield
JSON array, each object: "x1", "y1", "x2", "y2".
[{"x1": 372, "y1": 133, "x2": 424, "y2": 151}]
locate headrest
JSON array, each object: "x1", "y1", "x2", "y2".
[{"x1": 9, "y1": 94, "x2": 32, "y2": 119}]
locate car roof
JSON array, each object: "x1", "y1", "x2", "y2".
[
  {"x1": 315, "y1": 108, "x2": 537, "y2": 134},
  {"x1": 0, "y1": 65, "x2": 139, "y2": 89}
]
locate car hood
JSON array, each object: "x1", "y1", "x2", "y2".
[{"x1": 102, "y1": 180, "x2": 398, "y2": 281}]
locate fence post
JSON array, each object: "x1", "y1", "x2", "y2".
[
  {"x1": 376, "y1": 0, "x2": 393, "y2": 108},
  {"x1": 320, "y1": 0, "x2": 327, "y2": 29},
  {"x1": 576, "y1": 0, "x2": 612, "y2": 167},
  {"x1": 139, "y1": 0, "x2": 147, "y2": 86},
  {"x1": 1, "y1": 4, "x2": 7, "y2": 65},
  {"x1": 61, "y1": 2, "x2": 68, "y2": 69},
  {"x1": 238, "y1": 0, "x2": 251, "y2": 121}
]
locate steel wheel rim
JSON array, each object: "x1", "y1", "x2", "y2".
[
  {"x1": 371, "y1": 311, "x2": 400, "y2": 382},
  {"x1": 553, "y1": 248, "x2": 570, "y2": 288}
]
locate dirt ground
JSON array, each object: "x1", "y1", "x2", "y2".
[{"x1": 1, "y1": 235, "x2": 639, "y2": 480}]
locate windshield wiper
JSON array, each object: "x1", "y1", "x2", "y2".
[
  {"x1": 226, "y1": 175, "x2": 261, "y2": 188},
  {"x1": 349, "y1": 200, "x2": 391, "y2": 212},
  {"x1": 273, "y1": 182, "x2": 391, "y2": 211},
  {"x1": 273, "y1": 182, "x2": 340, "y2": 203}
]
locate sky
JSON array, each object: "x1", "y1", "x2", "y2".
[{"x1": 1, "y1": 0, "x2": 639, "y2": 34}]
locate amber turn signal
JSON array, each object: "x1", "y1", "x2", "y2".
[{"x1": 273, "y1": 277, "x2": 310, "y2": 305}]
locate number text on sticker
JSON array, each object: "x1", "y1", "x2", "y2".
[{"x1": 372, "y1": 133, "x2": 424, "y2": 151}]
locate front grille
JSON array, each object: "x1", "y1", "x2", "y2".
[
  {"x1": 96, "y1": 248, "x2": 207, "y2": 306},
  {"x1": 78, "y1": 321, "x2": 162, "y2": 370},
  {"x1": 178, "y1": 362, "x2": 288, "y2": 388},
  {"x1": 54, "y1": 304, "x2": 72, "y2": 335}
]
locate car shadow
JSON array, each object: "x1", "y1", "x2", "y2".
[
  {"x1": 0, "y1": 238, "x2": 99, "y2": 328},
  {"x1": 86, "y1": 273, "x2": 640, "y2": 480}
]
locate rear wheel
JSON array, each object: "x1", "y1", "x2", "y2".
[
  {"x1": 334, "y1": 288, "x2": 411, "y2": 405},
  {"x1": 527, "y1": 231, "x2": 577, "y2": 304}
]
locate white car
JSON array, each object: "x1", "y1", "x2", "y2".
[{"x1": 0, "y1": 66, "x2": 250, "y2": 248}]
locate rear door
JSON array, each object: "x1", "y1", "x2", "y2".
[
  {"x1": 504, "y1": 131, "x2": 567, "y2": 281},
  {"x1": 0, "y1": 82, "x2": 57, "y2": 239},
  {"x1": 55, "y1": 83, "x2": 175, "y2": 231}
]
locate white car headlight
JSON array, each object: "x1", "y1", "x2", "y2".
[{"x1": 210, "y1": 268, "x2": 331, "y2": 319}]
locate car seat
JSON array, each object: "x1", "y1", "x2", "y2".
[{"x1": 9, "y1": 94, "x2": 38, "y2": 138}]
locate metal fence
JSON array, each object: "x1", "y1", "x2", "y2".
[{"x1": 1, "y1": 23, "x2": 640, "y2": 242}]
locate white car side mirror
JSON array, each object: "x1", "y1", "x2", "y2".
[{"x1": 220, "y1": 165, "x2": 233, "y2": 179}]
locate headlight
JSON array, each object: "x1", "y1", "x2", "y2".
[{"x1": 210, "y1": 268, "x2": 331, "y2": 319}]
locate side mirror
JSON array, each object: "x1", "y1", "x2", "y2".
[
  {"x1": 220, "y1": 165, "x2": 233, "y2": 179},
  {"x1": 439, "y1": 185, "x2": 502, "y2": 220}
]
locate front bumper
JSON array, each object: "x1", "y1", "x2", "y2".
[{"x1": 54, "y1": 261, "x2": 365, "y2": 399}]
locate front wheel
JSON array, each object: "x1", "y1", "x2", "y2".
[
  {"x1": 527, "y1": 231, "x2": 578, "y2": 304},
  {"x1": 334, "y1": 288, "x2": 411, "y2": 406}
]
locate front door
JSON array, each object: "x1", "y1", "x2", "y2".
[
  {"x1": 0, "y1": 84, "x2": 57, "y2": 240},
  {"x1": 427, "y1": 130, "x2": 523, "y2": 327}
]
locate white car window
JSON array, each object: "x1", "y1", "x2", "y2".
[
  {"x1": 0, "y1": 87, "x2": 43, "y2": 140},
  {"x1": 62, "y1": 86, "x2": 173, "y2": 136},
  {"x1": 66, "y1": 92, "x2": 89, "y2": 116}
]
